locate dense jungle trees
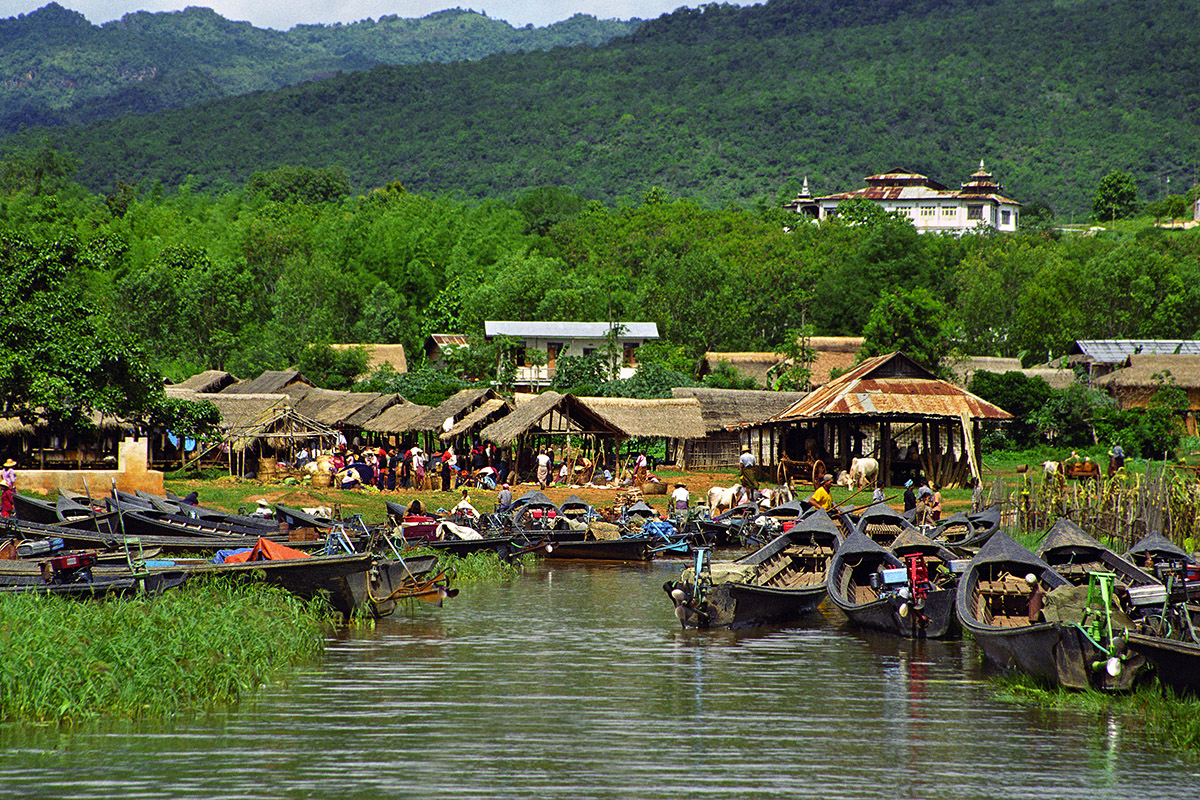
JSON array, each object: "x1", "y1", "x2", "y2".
[{"x1": 2, "y1": 147, "x2": 1200, "y2": 441}]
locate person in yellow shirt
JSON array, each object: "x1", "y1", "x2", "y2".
[{"x1": 810, "y1": 473, "x2": 834, "y2": 511}]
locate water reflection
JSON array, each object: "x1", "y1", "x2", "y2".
[{"x1": 1, "y1": 562, "x2": 1198, "y2": 799}]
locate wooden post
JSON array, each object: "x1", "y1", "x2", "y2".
[{"x1": 881, "y1": 421, "x2": 891, "y2": 487}]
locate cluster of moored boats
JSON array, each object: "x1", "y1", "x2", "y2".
[
  {"x1": 5, "y1": 486, "x2": 1198, "y2": 696},
  {"x1": 1, "y1": 488, "x2": 459, "y2": 617},
  {"x1": 663, "y1": 501, "x2": 1200, "y2": 697}
]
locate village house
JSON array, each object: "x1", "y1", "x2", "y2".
[
  {"x1": 483, "y1": 321, "x2": 659, "y2": 391},
  {"x1": 786, "y1": 161, "x2": 1021, "y2": 234},
  {"x1": 1067, "y1": 340, "x2": 1200, "y2": 381}
]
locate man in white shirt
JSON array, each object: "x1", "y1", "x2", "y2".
[
  {"x1": 739, "y1": 447, "x2": 758, "y2": 501},
  {"x1": 671, "y1": 483, "x2": 689, "y2": 516}
]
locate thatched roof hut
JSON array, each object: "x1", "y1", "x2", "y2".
[
  {"x1": 284, "y1": 386, "x2": 401, "y2": 429},
  {"x1": 330, "y1": 343, "x2": 408, "y2": 376},
  {"x1": 671, "y1": 387, "x2": 807, "y2": 433},
  {"x1": 668, "y1": 387, "x2": 806, "y2": 470},
  {"x1": 478, "y1": 391, "x2": 623, "y2": 447},
  {"x1": 418, "y1": 387, "x2": 503, "y2": 433},
  {"x1": 171, "y1": 370, "x2": 238, "y2": 393},
  {"x1": 222, "y1": 369, "x2": 313, "y2": 395},
  {"x1": 360, "y1": 402, "x2": 433, "y2": 435},
  {"x1": 1094, "y1": 353, "x2": 1200, "y2": 435},
  {"x1": 951, "y1": 356, "x2": 1075, "y2": 391},
  {"x1": 439, "y1": 398, "x2": 513, "y2": 442},
  {"x1": 578, "y1": 397, "x2": 707, "y2": 441}
]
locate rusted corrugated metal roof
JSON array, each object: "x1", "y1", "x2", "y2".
[{"x1": 771, "y1": 352, "x2": 1012, "y2": 421}]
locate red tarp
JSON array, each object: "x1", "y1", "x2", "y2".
[{"x1": 222, "y1": 537, "x2": 311, "y2": 563}]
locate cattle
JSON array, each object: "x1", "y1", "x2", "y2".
[
  {"x1": 848, "y1": 457, "x2": 879, "y2": 489},
  {"x1": 707, "y1": 484, "x2": 743, "y2": 516}
]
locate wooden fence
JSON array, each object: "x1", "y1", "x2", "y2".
[{"x1": 988, "y1": 465, "x2": 1200, "y2": 552}]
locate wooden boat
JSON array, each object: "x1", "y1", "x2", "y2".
[
  {"x1": 1036, "y1": 518, "x2": 1159, "y2": 589},
  {"x1": 854, "y1": 503, "x2": 917, "y2": 547},
  {"x1": 0, "y1": 569, "x2": 188, "y2": 598},
  {"x1": 696, "y1": 502, "x2": 757, "y2": 548},
  {"x1": 664, "y1": 510, "x2": 843, "y2": 629},
  {"x1": 541, "y1": 536, "x2": 654, "y2": 562},
  {"x1": 623, "y1": 500, "x2": 658, "y2": 523},
  {"x1": 1125, "y1": 531, "x2": 1195, "y2": 569},
  {"x1": 558, "y1": 494, "x2": 593, "y2": 517},
  {"x1": 512, "y1": 494, "x2": 568, "y2": 532},
  {"x1": 108, "y1": 496, "x2": 283, "y2": 539},
  {"x1": 934, "y1": 511, "x2": 976, "y2": 546},
  {"x1": 957, "y1": 505, "x2": 1002, "y2": 548},
  {"x1": 160, "y1": 545, "x2": 374, "y2": 617},
  {"x1": 740, "y1": 499, "x2": 807, "y2": 548},
  {"x1": 142, "y1": 493, "x2": 280, "y2": 532},
  {"x1": 955, "y1": 531, "x2": 1144, "y2": 690},
  {"x1": 11, "y1": 492, "x2": 61, "y2": 524},
  {"x1": 343, "y1": 554, "x2": 457, "y2": 618},
  {"x1": 1125, "y1": 633, "x2": 1200, "y2": 696},
  {"x1": 827, "y1": 531, "x2": 960, "y2": 639}
]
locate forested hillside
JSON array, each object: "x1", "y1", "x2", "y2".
[
  {"x1": 0, "y1": 4, "x2": 640, "y2": 136},
  {"x1": 2, "y1": 0, "x2": 1197, "y2": 216}
]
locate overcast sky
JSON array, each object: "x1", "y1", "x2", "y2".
[{"x1": 4, "y1": 1, "x2": 748, "y2": 29}]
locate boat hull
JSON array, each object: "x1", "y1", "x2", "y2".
[
  {"x1": 834, "y1": 588, "x2": 961, "y2": 639},
  {"x1": 1126, "y1": 633, "x2": 1200, "y2": 696},
  {"x1": 665, "y1": 580, "x2": 825, "y2": 629}
]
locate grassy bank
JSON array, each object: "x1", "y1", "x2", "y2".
[
  {"x1": 0, "y1": 578, "x2": 332, "y2": 724},
  {"x1": 406, "y1": 549, "x2": 534, "y2": 584},
  {"x1": 995, "y1": 675, "x2": 1200, "y2": 756}
]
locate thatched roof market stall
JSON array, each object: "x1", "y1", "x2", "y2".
[{"x1": 578, "y1": 396, "x2": 706, "y2": 467}]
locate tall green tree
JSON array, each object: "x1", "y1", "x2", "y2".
[
  {"x1": 859, "y1": 287, "x2": 952, "y2": 376},
  {"x1": 1092, "y1": 170, "x2": 1138, "y2": 222}
]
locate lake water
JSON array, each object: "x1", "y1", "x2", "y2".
[{"x1": 2, "y1": 561, "x2": 1197, "y2": 799}]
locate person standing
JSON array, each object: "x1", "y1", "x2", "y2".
[
  {"x1": 1, "y1": 458, "x2": 15, "y2": 519},
  {"x1": 671, "y1": 483, "x2": 689, "y2": 516},
  {"x1": 536, "y1": 448, "x2": 551, "y2": 488},
  {"x1": 930, "y1": 483, "x2": 943, "y2": 521},
  {"x1": 903, "y1": 479, "x2": 916, "y2": 512},
  {"x1": 440, "y1": 449, "x2": 453, "y2": 492},
  {"x1": 739, "y1": 446, "x2": 758, "y2": 501}
]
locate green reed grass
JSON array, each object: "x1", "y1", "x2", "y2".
[
  {"x1": 0, "y1": 577, "x2": 332, "y2": 724},
  {"x1": 994, "y1": 674, "x2": 1200, "y2": 756},
  {"x1": 404, "y1": 549, "x2": 532, "y2": 583}
]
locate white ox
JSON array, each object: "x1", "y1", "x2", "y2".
[
  {"x1": 707, "y1": 484, "x2": 743, "y2": 517},
  {"x1": 848, "y1": 457, "x2": 879, "y2": 489}
]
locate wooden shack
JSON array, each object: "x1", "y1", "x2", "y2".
[{"x1": 760, "y1": 352, "x2": 1012, "y2": 488}]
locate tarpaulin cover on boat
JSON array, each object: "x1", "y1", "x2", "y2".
[{"x1": 222, "y1": 537, "x2": 311, "y2": 563}]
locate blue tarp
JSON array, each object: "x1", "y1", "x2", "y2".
[{"x1": 213, "y1": 548, "x2": 252, "y2": 564}]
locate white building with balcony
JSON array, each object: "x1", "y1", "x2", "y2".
[
  {"x1": 484, "y1": 321, "x2": 659, "y2": 391},
  {"x1": 786, "y1": 161, "x2": 1021, "y2": 234}
]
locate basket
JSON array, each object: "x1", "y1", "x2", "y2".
[
  {"x1": 311, "y1": 471, "x2": 331, "y2": 489},
  {"x1": 641, "y1": 481, "x2": 668, "y2": 495}
]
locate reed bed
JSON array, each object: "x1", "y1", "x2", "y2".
[
  {"x1": 0, "y1": 577, "x2": 332, "y2": 724},
  {"x1": 407, "y1": 550, "x2": 533, "y2": 584}
]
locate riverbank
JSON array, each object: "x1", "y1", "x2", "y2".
[{"x1": 0, "y1": 578, "x2": 331, "y2": 724}]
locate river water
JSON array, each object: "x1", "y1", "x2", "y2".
[{"x1": 2, "y1": 561, "x2": 1197, "y2": 799}]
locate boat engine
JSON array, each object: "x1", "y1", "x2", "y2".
[{"x1": 39, "y1": 550, "x2": 99, "y2": 585}]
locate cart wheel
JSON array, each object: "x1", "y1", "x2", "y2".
[{"x1": 811, "y1": 460, "x2": 826, "y2": 488}]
